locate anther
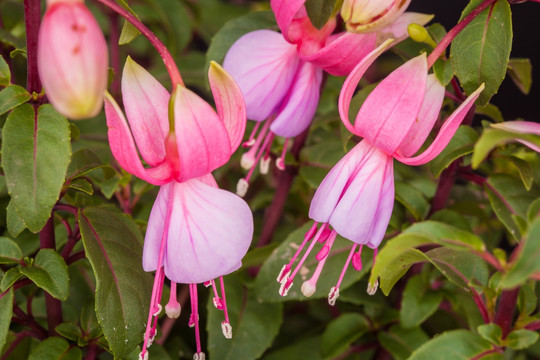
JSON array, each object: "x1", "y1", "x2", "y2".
[
  {"x1": 260, "y1": 156, "x2": 271, "y2": 174},
  {"x1": 236, "y1": 178, "x2": 249, "y2": 197},
  {"x1": 367, "y1": 279, "x2": 379, "y2": 295},
  {"x1": 138, "y1": 351, "x2": 149, "y2": 360},
  {"x1": 193, "y1": 352, "x2": 206, "y2": 360},
  {"x1": 277, "y1": 264, "x2": 291, "y2": 283},
  {"x1": 301, "y1": 281, "x2": 316, "y2": 297},
  {"x1": 213, "y1": 297, "x2": 224, "y2": 310},
  {"x1": 328, "y1": 286, "x2": 340, "y2": 306},
  {"x1": 221, "y1": 321, "x2": 233, "y2": 339},
  {"x1": 279, "y1": 278, "x2": 293, "y2": 296},
  {"x1": 165, "y1": 302, "x2": 181, "y2": 318},
  {"x1": 152, "y1": 304, "x2": 162, "y2": 317}
]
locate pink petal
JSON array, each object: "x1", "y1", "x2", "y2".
[
  {"x1": 121, "y1": 57, "x2": 169, "y2": 166},
  {"x1": 172, "y1": 85, "x2": 232, "y2": 182},
  {"x1": 143, "y1": 179, "x2": 253, "y2": 284},
  {"x1": 354, "y1": 53, "x2": 428, "y2": 155},
  {"x1": 395, "y1": 83, "x2": 485, "y2": 166},
  {"x1": 491, "y1": 121, "x2": 540, "y2": 135},
  {"x1": 342, "y1": 0, "x2": 411, "y2": 33},
  {"x1": 270, "y1": 62, "x2": 322, "y2": 137},
  {"x1": 104, "y1": 92, "x2": 172, "y2": 185},
  {"x1": 223, "y1": 30, "x2": 300, "y2": 121},
  {"x1": 328, "y1": 145, "x2": 394, "y2": 245},
  {"x1": 271, "y1": 0, "x2": 306, "y2": 42},
  {"x1": 38, "y1": 1, "x2": 108, "y2": 119},
  {"x1": 302, "y1": 32, "x2": 377, "y2": 76},
  {"x1": 208, "y1": 61, "x2": 247, "y2": 152},
  {"x1": 398, "y1": 74, "x2": 445, "y2": 157},
  {"x1": 338, "y1": 39, "x2": 393, "y2": 134},
  {"x1": 309, "y1": 140, "x2": 374, "y2": 223},
  {"x1": 377, "y1": 12, "x2": 434, "y2": 44}
]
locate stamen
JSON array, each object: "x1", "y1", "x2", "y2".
[
  {"x1": 244, "y1": 131, "x2": 275, "y2": 182},
  {"x1": 189, "y1": 284, "x2": 202, "y2": 354},
  {"x1": 367, "y1": 248, "x2": 379, "y2": 295},
  {"x1": 328, "y1": 244, "x2": 358, "y2": 306},
  {"x1": 221, "y1": 322, "x2": 233, "y2": 339},
  {"x1": 242, "y1": 122, "x2": 261, "y2": 148},
  {"x1": 240, "y1": 120, "x2": 270, "y2": 169},
  {"x1": 276, "y1": 138, "x2": 290, "y2": 171},
  {"x1": 301, "y1": 231, "x2": 337, "y2": 297},
  {"x1": 317, "y1": 228, "x2": 332, "y2": 243},
  {"x1": 276, "y1": 222, "x2": 318, "y2": 284},
  {"x1": 138, "y1": 352, "x2": 149, "y2": 360},
  {"x1": 279, "y1": 223, "x2": 328, "y2": 297},
  {"x1": 203, "y1": 281, "x2": 212, "y2": 288},
  {"x1": 165, "y1": 281, "x2": 181, "y2": 318},
  {"x1": 210, "y1": 279, "x2": 224, "y2": 310},
  {"x1": 219, "y1": 277, "x2": 231, "y2": 326},
  {"x1": 351, "y1": 245, "x2": 363, "y2": 271},
  {"x1": 236, "y1": 178, "x2": 249, "y2": 197},
  {"x1": 193, "y1": 352, "x2": 206, "y2": 360},
  {"x1": 153, "y1": 303, "x2": 163, "y2": 317},
  {"x1": 259, "y1": 156, "x2": 271, "y2": 174}
]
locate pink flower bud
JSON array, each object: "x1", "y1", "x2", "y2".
[
  {"x1": 38, "y1": 0, "x2": 108, "y2": 119},
  {"x1": 341, "y1": 0, "x2": 411, "y2": 33}
]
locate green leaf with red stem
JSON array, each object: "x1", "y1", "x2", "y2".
[
  {"x1": 321, "y1": 313, "x2": 369, "y2": 359},
  {"x1": 28, "y1": 337, "x2": 82, "y2": 360},
  {"x1": 0, "y1": 287, "x2": 13, "y2": 354},
  {"x1": 0, "y1": 85, "x2": 31, "y2": 116},
  {"x1": 507, "y1": 58, "x2": 532, "y2": 95},
  {"x1": 0, "y1": 237, "x2": 22, "y2": 264},
  {"x1": 0, "y1": 55, "x2": 9, "y2": 86}
]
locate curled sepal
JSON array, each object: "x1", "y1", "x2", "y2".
[
  {"x1": 208, "y1": 61, "x2": 247, "y2": 152},
  {"x1": 271, "y1": 0, "x2": 306, "y2": 42},
  {"x1": 395, "y1": 83, "x2": 485, "y2": 166},
  {"x1": 104, "y1": 92, "x2": 172, "y2": 185},
  {"x1": 171, "y1": 85, "x2": 232, "y2": 182},
  {"x1": 338, "y1": 39, "x2": 394, "y2": 134},
  {"x1": 143, "y1": 179, "x2": 253, "y2": 284},
  {"x1": 121, "y1": 57, "x2": 170, "y2": 166}
]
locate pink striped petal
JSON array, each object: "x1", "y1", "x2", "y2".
[
  {"x1": 122, "y1": 57, "x2": 169, "y2": 166},
  {"x1": 271, "y1": 0, "x2": 306, "y2": 42},
  {"x1": 395, "y1": 83, "x2": 485, "y2": 166},
  {"x1": 398, "y1": 74, "x2": 445, "y2": 157},
  {"x1": 172, "y1": 85, "x2": 232, "y2": 182},
  {"x1": 208, "y1": 61, "x2": 247, "y2": 152},
  {"x1": 270, "y1": 62, "x2": 322, "y2": 137},
  {"x1": 328, "y1": 145, "x2": 393, "y2": 245},
  {"x1": 223, "y1": 30, "x2": 300, "y2": 121},
  {"x1": 309, "y1": 140, "x2": 374, "y2": 223},
  {"x1": 143, "y1": 179, "x2": 253, "y2": 284},
  {"x1": 491, "y1": 121, "x2": 540, "y2": 135},
  {"x1": 338, "y1": 39, "x2": 393, "y2": 134},
  {"x1": 354, "y1": 53, "x2": 428, "y2": 155},
  {"x1": 104, "y1": 92, "x2": 172, "y2": 185},
  {"x1": 302, "y1": 32, "x2": 377, "y2": 76},
  {"x1": 377, "y1": 12, "x2": 434, "y2": 44}
]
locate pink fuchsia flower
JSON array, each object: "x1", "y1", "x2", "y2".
[
  {"x1": 341, "y1": 0, "x2": 411, "y2": 33},
  {"x1": 224, "y1": 0, "x2": 431, "y2": 197},
  {"x1": 104, "y1": 58, "x2": 253, "y2": 360},
  {"x1": 277, "y1": 41, "x2": 484, "y2": 302},
  {"x1": 38, "y1": 0, "x2": 108, "y2": 119},
  {"x1": 490, "y1": 121, "x2": 540, "y2": 153}
]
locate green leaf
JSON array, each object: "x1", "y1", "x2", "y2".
[
  {"x1": 55, "y1": 322, "x2": 83, "y2": 342},
  {"x1": 477, "y1": 323, "x2": 502, "y2": 345},
  {"x1": 476, "y1": 104, "x2": 504, "y2": 123},
  {"x1": 400, "y1": 275, "x2": 442, "y2": 328},
  {"x1": 28, "y1": 337, "x2": 82, "y2": 360},
  {"x1": 408, "y1": 330, "x2": 497, "y2": 360},
  {"x1": 378, "y1": 324, "x2": 429, "y2": 360},
  {"x1": 305, "y1": 0, "x2": 335, "y2": 29},
  {"x1": 300, "y1": 140, "x2": 345, "y2": 188},
  {"x1": 241, "y1": 243, "x2": 279, "y2": 268},
  {"x1": 395, "y1": 182, "x2": 429, "y2": 221},
  {"x1": 433, "y1": 58, "x2": 454, "y2": 87},
  {"x1": 507, "y1": 58, "x2": 532, "y2": 95},
  {"x1": 505, "y1": 329, "x2": 539, "y2": 350},
  {"x1": 66, "y1": 149, "x2": 107, "y2": 180},
  {"x1": 0, "y1": 85, "x2": 31, "y2": 116},
  {"x1": 263, "y1": 336, "x2": 323, "y2": 360},
  {"x1": 518, "y1": 284, "x2": 537, "y2": 316},
  {"x1": 68, "y1": 178, "x2": 94, "y2": 196},
  {"x1": 6, "y1": 201, "x2": 26, "y2": 238},
  {"x1": 206, "y1": 11, "x2": 277, "y2": 70},
  {"x1": 18, "y1": 249, "x2": 70, "y2": 301},
  {"x1": 119, "y1": 20, "x2": 140, "y2": 45},
  {"x1": 527, "y1": 198, "x2": 540, "y2": 223},
  {"x1": 78, "y1": 206, "x2": 152, "y2": 358},
  {"x1": 500, "y1": 218, "x2": 540, "y2": 288},
  {"x1": 472, "y1": 127, "x2": 540, "y2": 168},
  {"x1": 1, "y1": 267, "x2": 22, "y2": 292},
  {"x1": 0, "y1": 55, "x2": 10, "y2": 86},
  {"x1": 255, "y1": 223, "x2": 372, "y2": 302},
  {"x1": 320, "y1": 313, "x2": 369, "y2": 359},
  {"x1": 207, "y1": 274, "x2": 282, "y2": 360},
  {"x1": 0, "y1": 288, "x2": 13, "y2": 354},
  {"x1": 430, "y1": 126, "x2": 479, "y2": 177},
  {"x1": 0, "y1": 236, "x2": 22, "y2": 264},
  {"x1": 0, "y1": 28, "x2": 25, "y2": 49},
  {"x1": 508, "y1": 156, "x2": 534, "y2": 191},
  {"x1": 147, "y1": 0, "x2": 193, "y2": 53},
  {"x1": 450, "y1": 0, "x2": 512, "y2": 106},
  {"x1": 2, "y1": 104, "x2": 71, "y2": 233}
]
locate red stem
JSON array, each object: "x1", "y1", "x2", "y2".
[
  {"x1": 427, "y1": 0, "x2": 498, "y2": 69},
  {"x1": 93, "y1": 0, "x2": 184, "y2": 89},
  {"x1": 12, "y1": 305, "x2": 48, "y2": 339},
  {"x1": 494, "y1": 287, "x2": 521, "y2": 338},
  {"x1": 23, "y1": 0, "x2": 42, "y2": 94}
]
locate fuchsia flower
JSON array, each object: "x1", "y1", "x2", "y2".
[
  {"x1": 341, "y1": 0, "x2": 411, "y2": 33},
  {"x1": 277, "y1": 41, "x2": 484, "y2": 303},
  {"x1": 104, "y1": 58, "x2": 253, "y2": 360},
  {"x1": 38, "y1": 0, "x2": 108, "y2": 119},
  {"x1": 224, "y1": 0, "x2": 431, "y2": 196}
]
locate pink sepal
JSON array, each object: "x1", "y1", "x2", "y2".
[
  {"x1": 395, "y1": 83, "x2": 485, "y2": 166},
  {"x1": 104, "y1": 92, "x2": 172, "y2": 185},
  {"x1": 271, "y1": 0, "x2": 306, "y2": 42}
]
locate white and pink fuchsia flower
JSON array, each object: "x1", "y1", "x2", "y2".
[
  {"x1": 224, "y1": 0, "x2": 432, "y2": 196},
  {"x1": 104, "y1": 58, "x2": 253, "y2": 360},
  {"x1": 277, "y1": 41, "x2": 484, "y2": 304}
]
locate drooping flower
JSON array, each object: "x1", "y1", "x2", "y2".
[
  {"x1": 277, "y1": 41, "x2": 484, "y2": 303},
  {"x1": 38, "y1": 0, "x2": 108, "y2": 119},
  {"x1": 341, "y1": 0, "x2": 411, "y2": 33},
  {"x1": 224, "y1": 0, "x2": 431, "y2": 196},
  {"x1": 104, "y1": 58, "x2": 253, "y2": 360}
]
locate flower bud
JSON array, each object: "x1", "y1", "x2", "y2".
[
  {"x1": 38, "y1": 0, "x2": 108, "y2": 119},
  {"x1": 341, "y1": 0, "x2": 411, "y2": 33}
]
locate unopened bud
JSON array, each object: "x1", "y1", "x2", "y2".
[
  {"x1": 38, "y1": 0, "x2": 108, "y2": 119},
  {"x1": 407, "y1": 23, "x2": 437, "y2": 47}
]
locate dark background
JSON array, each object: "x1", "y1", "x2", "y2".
[{"x1": 409, "y1": 0, "x2": 540, "y2": 121}]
